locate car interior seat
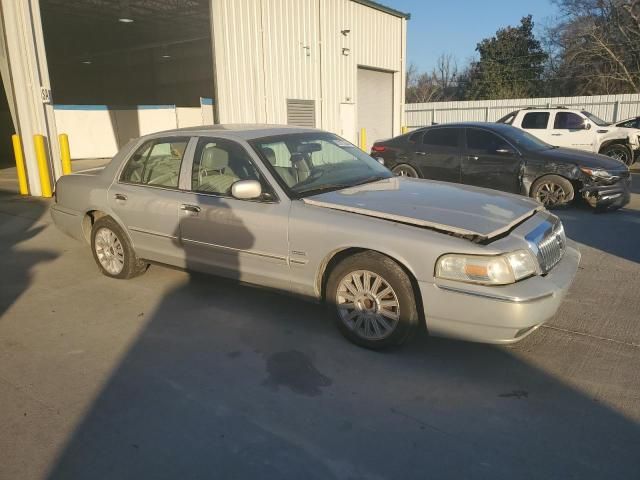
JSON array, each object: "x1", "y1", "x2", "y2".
[
  {"x1": 261, "y1": 147, "x2": 297, "y2": 187},
  {"x1": 195, "y1": 144, "x2": 239, "y2": 194}
]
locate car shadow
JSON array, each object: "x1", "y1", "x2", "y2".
[
  {"x1": 44, "y1": 197, "x2": 640, "y2": 479},
  {"x1": 555, "y1": 198, "x2": 640, "y2": 264}
]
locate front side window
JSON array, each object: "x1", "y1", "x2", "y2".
[
  {"x1": 522, "y1": 112, "x2": 550, "y2": 129},
  {"x1": 422, "y1": 128, "x2": 459, "y2": 148},
  {"x1": 554, "y1": 112, "x2": 586, "y2": 130},
  {"x1": 120, "y1": 137, "x2": 189, "y2": 188},
  {"x1": 618, "y1": 119, "x2": 640, "y2": 129},
  {"x1": 191, "y1": 138, "x2": 262, "y2": 196},
  {"x1": 250, "y1": 132, "x2": 392, "y2": 197},
  {"x1": 466, "y1": 129, "x2": 511, "y2": 153}
]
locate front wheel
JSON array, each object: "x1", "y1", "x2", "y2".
[
  {"x1": 392, "y1": 164, "x2": 420, "y2": 178},
  {"x1": 326, "y1": 251, "x2": 419, "y2": 349},
  {"x1": 91, "y1": 216, "x2": 148, "y2": 279},
  {"x1": 530, "y1": 175, "x2": 575, "y2": 209},
  {"x1": 600, "y1": 143, "x2": 633, "y2": 166}
]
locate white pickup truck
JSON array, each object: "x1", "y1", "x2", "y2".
[{"x1": 498, "y1": 107, "x2": 638, "y2": 165}]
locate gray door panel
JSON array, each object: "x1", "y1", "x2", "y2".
[{"x1": 178, "y1": 194, "x2": 290, "y2": 290}]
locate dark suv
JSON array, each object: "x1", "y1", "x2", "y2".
[{"x1": 370, "y1": 122, "x2": 631, "y2": 210}]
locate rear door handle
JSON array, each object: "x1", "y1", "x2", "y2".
[
  {"x1": 467, "y1": 155, "x2": 479, "y2": 161},
  {"x1": 181, "y1": 204, "x2": 201, "y2": 214},
  {"x1": 415, "y1": 151, "x2": 428, "y2": 156},
  {"x1": 114, "y1": 193, "x2": 127, "y2": 201},
  {"x1": 551, "y1": 133, "x2": 562, "y2": 136}
]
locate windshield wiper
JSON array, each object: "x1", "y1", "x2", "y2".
[
  {"x1": 295, "y1": 183, "x2": 351, "y2": 197},
  {"x1": 352, "y1": 175, "x2": 389, "y2": 186}
]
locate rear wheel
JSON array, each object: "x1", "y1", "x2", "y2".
[
  {"x1": 91, "y1": 216, "x2": 148, "y2": 279},
  {"x1": 392, "y1": 164, "x2": 419, "y2": 178},
  {"x1": 600, "y1": 143, "x2": 633, "y2": 166},
  {"x1": 326, "y1": 251, "x2": 419, "y2": 349},
  {"x1": 530, "y1": 175, "x2": 574, "y2": 209}
]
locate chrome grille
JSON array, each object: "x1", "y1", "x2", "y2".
[{"x1": 535, "y1": 223, "x2": 566, "y2": 273}]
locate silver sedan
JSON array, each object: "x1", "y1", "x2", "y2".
[{"x1": 51, "y1": 125, "x2": 580, "y2": 349}]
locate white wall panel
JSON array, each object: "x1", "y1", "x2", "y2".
[{"x1": 211, "y1": 0, "x2": 406, "y2": 137}]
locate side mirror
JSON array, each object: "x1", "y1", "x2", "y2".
[
  {"x1": 231, "y1": 180, "x2": 262, "y2": 200},
  {"x1": 584, "y1": 122, "x2": 592, "y2": 130}
]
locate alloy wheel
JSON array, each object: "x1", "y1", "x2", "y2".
[
  {"x1": 392, "y1": 165, "x2": 418, "y2": 177},
  {"x1": 336, "y1": 270, "x2": 400, "y2": 340},
  {"x1": 94, "y1": 227, "x2": 125, "y2": 275},
  {"x1": 604, "y1": 145, "x2": 631, "y2": 165},
  {"x1": 535, "y1": 182, "x2": 568, "y2": 208}
]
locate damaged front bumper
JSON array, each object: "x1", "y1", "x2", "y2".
[{"x1": 582, "y1": 176, "x2": 631, "y2": 209}]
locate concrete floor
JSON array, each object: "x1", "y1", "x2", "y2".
[{"x1": 1, "y1": 168, "x2": 639, "y2": 479}]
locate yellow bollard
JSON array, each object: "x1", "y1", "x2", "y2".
[
  {"x1": 33, "y1": 135, "x2": 52, "y2": 198},
  {"x1": 11, "y1": 134, "x2": 29, "y2": 195},
  {"x1": 59, "y1": 133, "x2": 72, "y2": 175},
  {"x1": 359, "y1": 128, "x2": 367, "y2": 152},
  {"x1": 402, "y1": 126, "x2": 409, "y2": 134}
]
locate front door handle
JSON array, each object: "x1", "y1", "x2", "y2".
[
  {"x1": 551, "y1": 133, "x2": 562, "y2": 136},
  {"x1": 467, "y1": 155, "x2": 479, "y2": 161},
  {"x1": 415, "y1": 151, "x2": 428, "y2": 156},
  {"x1": 181, "y1": 204, "x2": 201, "y2": 214},
  {"x1": 114, "y1": 193, "x2": 127, "y2": 201}
]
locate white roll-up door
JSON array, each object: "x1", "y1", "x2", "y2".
[{"x1": 357, "y1": 68, "x2": 393, "y2": 151}]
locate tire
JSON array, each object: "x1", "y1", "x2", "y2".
[
  {"x1": 91, "y1": 216, "x2": 148, "y2": 279},
  {"x1": 600, "y1": 143, "x2": 633, "y2": 166},
  {"x1": 326, "y1": 251, "x2": 419, "y2": 350},
  {"x1": 530, "y1": 175, "x2": 575, "y2": 209},
  {"x1": 392, "y1": 164, "x2": 420, "y2": 178}
]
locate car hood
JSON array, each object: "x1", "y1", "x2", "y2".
[
  {"x1": 538, "y1": 147, "x2": 628, "y2": 170},
  {"x1": 303, "y1": 177, "x2": 542, "y2": 241}
]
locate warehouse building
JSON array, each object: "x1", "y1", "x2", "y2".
[{"x1": 0, "y1": 0, "x2": 408, "y2": 196}]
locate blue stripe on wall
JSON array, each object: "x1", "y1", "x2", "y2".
[
  {"x1": 200, "y1": 97, "x2": 214, "y2": 105},
  {"x1": 53, "y1": 104, "x2": 176, "y2": 111}
]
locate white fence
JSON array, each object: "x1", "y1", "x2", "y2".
[{"x1": 405, "y1": 93, "x2": 640, "y2": 128}]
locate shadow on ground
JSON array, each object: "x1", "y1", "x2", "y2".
[
  {"x1": 45, "y1": 253, "x2": 640, "y2": 477},
  {"x1": 0, "y1": 191, "x2": 57, "y2": 318}
]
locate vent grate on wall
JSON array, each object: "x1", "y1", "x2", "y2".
[{"x1": 286, "y1": 99, "x2": 316, "y2": 127}]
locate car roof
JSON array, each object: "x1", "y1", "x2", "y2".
[
  {"x1": 419, "y1": 122, "x2": 518, "y2": 132},
  {"x1": 144, "y1": 124, "x2": 320, "y2": 141}
]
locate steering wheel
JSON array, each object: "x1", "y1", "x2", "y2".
[{"x1": 294, "y1": 166, "x2": 326, "y2": 188}]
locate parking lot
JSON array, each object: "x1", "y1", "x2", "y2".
[{"x1": 1, "y1": 169, "x2": 639, "y2": 480}]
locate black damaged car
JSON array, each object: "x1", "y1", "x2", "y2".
[{"x1": 371, "y1": 122, "x2": 631, "y2": 210}]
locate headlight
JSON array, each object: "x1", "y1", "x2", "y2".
[
  {"x1": 435, "y1": 250, "x2": 538, "y2": 285},
  {"x1": 580, "y1": 167, "x2": 611, "y2": 179}
]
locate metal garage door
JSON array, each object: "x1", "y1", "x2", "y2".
[{"x1": 357, "y1": 67, "x2": 393, "y2": 151}]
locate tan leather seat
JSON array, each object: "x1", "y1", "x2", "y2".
[{"x1": 261, "y1": 147, "x2": 297, "y2": 187}]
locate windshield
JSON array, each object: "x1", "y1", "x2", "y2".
[
  {"x1": 502, "y1": 126, "x2": 554, "y2": 151},
  {"x1": 250, "y1": 132, "x2": 393, "y2": 197},
  {"x1": 582, "y1": 111, "x2": 609, "y2": 126}
]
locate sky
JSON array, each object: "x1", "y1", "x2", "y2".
[{"x1": 386, "y1": 0, "x2": 561, "y2": 72}]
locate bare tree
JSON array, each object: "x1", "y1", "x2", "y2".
[
  {"x1": 405, "y1": 54, "x2": 460, "y2": 103},
  {"x1": 550, "y1": 0, "x2": 640, "y2": 94}
]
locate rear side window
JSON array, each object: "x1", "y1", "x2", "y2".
[
  {"x1": 422, "y1": 128, "x2": 459, "y2": 148},
  {"x1": 408, "y1": 130, "x2": 423, "y2": 143},
  {"x1": 120, "y1": 137, "x2": 189, "y2": 188},
  {"x1": 554, "y1": 112, "x2": 585, "y2": 129},
  {"x1": 466, "y1": 129, "x2": 511, "y2": 153},
  {"x1": 522, "y1": 112, "x2": 549, "y2": 129}
]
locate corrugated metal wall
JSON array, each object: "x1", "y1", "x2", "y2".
[
  {"x1": 211, "y1": 0, "x2": 406, "y2": 141},
  {"x1": 405, "y1": 93, "x2": 640, "y2": 128}
]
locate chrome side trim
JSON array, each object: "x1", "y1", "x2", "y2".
[
  {"x1": 128, "y1": 227, "x2": 177, "y2": 240},
  {"x1": 435, "y1": 284, "x2": 554, "y2": 303},
  {"x1": 181, "y1": 237, "x2": 287, "y2": 262}
]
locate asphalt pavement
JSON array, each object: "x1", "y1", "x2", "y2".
[{"x1": 0, "y1": 171, "x2": 639, "y2": 480}]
